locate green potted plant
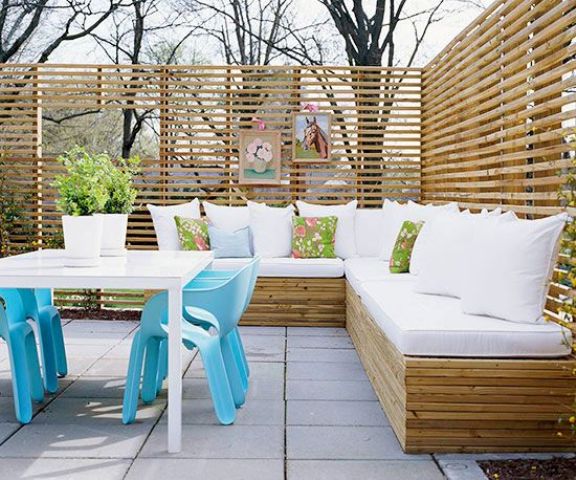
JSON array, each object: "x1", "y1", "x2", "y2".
[
  {"x1": 98, "y1": 155, "x2": 140, "y2": 257},
  {"x1": 53, "y1": 147, "x2": 109, "y2": 267}
]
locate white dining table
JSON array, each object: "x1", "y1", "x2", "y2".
[{"x1": 0, "y1": 249, "x2": 214, "y2": 453}]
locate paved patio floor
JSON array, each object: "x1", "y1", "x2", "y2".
[{"x1": 0, "y1": 320, "x2": 568, "y2": 480}]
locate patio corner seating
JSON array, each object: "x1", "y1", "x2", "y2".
[
  {"x1": 182, "y1": 206, "x2": 575, "y2": 454},
  {"x1": 0, "y1": 289, "x2": 45, "y2": 424}
]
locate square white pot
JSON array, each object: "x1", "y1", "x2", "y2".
[
  {"x1": 62, "y1": 215, "x2": 104, "y2": 267},
  {"x1": 98, "y1": 214, "x2": 128, "y2": 257}
]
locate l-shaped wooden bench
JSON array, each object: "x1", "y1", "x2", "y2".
[{"x1": 241, "y1": 276, "x2": 576, "y2": 453}]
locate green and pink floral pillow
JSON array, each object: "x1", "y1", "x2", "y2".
[
  {"x1": 389, "y1": 220, "x2": 424, "y2": 273},
  {"x1": 292, "y1": 216, "x2": 337, "y2": 259},
  {"x1": 174, "y1": 216, "x2": 210, "y2": 251}
]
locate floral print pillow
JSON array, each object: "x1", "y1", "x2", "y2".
[
  {"x1": 389, "y1": 220, "x2": 424, "y2": 273},
  {"x1": 292, "y1": 216, "x2": 338, "y2": 259},
  {"x1": 174, "y1": 216, "x2": 210, "y2": 251}
]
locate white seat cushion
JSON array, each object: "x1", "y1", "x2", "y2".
[
  {"x1": 344, "y1": 257, "x2": 413, "y2": 293},
  {"x1": 210, "y1": 257, "x2": 344, "y2": 278},
  {"x1": 359, "y1": 279, "x2": 571, "y2": 358}
]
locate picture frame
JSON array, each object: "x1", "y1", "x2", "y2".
[
  {"x1": 292, "y1": 112, "x2": 332, "y2": 162},
  {"x1": 238, "y1": 130, "x2": 282, "y2": 185}
]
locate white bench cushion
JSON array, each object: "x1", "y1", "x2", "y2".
[
  {"x1": 344, "y1": 257, "x2": 413, "y2": 292},
  {"x1": 210, "y1": 257, "x2": 344, "y2": 278},
  {"x1": 358, "y1": 279, "x2": 571, "y2": 358}
]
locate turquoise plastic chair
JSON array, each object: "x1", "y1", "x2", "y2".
[
  {"x1": 154, "y1": 259, "x2": 260, "y2": 397},
  {"x1": 0, "y1": 289, "x2": 44, "y2": 423},
  {"x1": 18, "y1": 289, "x2": 67, "y2": 393},
  {"x1": 122, "y1": 263, "x2": 253, "y2": 424}
]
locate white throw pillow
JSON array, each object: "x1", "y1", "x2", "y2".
[
  {"x1": 248, "y1": 201, "x2": 295, "y2": 257},
  {"x1": 147, "y1": 200, "x2": 200, "y2": 250},
  {"x1": 461, "y1": 213, "x2": 568, "y2": 324},
  {"x1": 379, "y1": 200, "x2": 459, "y2": 262},
  {"x1": 203, "y1": 201, "x2": 251, "y2": 231},
  {"x1": 296, "y1": 200, "x2": 358, "y2": 259},
  {"x1": 410, "y1": 207, "x2": 503, "y2": 275},
  {"x1": 414, "y1": 211, "x2": 517, "y2": 298},
  {"x1": 355, "y1": 209, "x2": 384, "y2": 257}
]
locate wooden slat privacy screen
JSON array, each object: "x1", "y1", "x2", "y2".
[
  {"x1": 0, "y1": 0, "x2": 574, "y2": 316},
  {"x1": 421, "y1": 0, "x2": 576, "y2": 325},
  {"x1": 0, "y1": 64, "x2": 421, "y2": 251}
]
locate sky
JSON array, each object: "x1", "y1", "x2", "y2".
[{"x1": 48, "y1": 0, "x2": 490, "y2": 67}]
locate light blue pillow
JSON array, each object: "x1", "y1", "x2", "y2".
[{"x1": 208, "y1": 225, "x2": 252, "y2": 258}]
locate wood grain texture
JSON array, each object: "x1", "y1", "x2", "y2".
[
  {"x1": 346, "y1": 281, "x2": 576, "y2": 453},
  {"x1": 241, "y1": 277, "x2": 346, "y2": 327}
]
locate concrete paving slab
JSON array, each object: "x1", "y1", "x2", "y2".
[
  {"x1": 287, "y1": 379, "x2": 377, "y2": 401},
  {"x1": 287, "y1": 425, "x2": 426, "y2": 460},
  {"x1": 140, "y1": 424, "x2": 284, "y2": 459},
  {"x1": 0, "y1": 457, "x2": 132, "y2": 480},
  {"x1": 287, "y1": 361, "x2": 368, "y2": 382},
  {"x1": 126, "y1": 458, "x2": 284, "y2": 480},
  {"x1": 287, "y1": 335, "x2": 354, "y2": 349},
  {"x1": 288, "y1": 460, "x2": 445, "y2": 480},
  {"x1": 0, "y1": 422, "x2": 153, "y2": 458},
  {"x1": 287, "y1": 400, "x2": 389, "y2": 427},
  {"x1": 160, "y1": 398, "x2": 284, "y2": 425}
]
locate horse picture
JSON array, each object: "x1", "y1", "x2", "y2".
[{"x1": 293, "y1": 113, "x2": 331, "y2": 162}]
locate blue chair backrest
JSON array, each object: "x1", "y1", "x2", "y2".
[
  {"x1": 243, "y1": 257, "x2": 261, "y2": 313},
  {"x1": 0, "y1": 289, "x2": 27, "y2": 327},
  {"x1": 183, "y1": 263, "x2": 252, "y2": 336},
  {"x1": 35, "y1": 289, "x2": 52, "y2": 308},
  {"x1": 17, "y1": 289, "x2": 40, "y2": 322}
]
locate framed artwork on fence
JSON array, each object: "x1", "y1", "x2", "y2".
[
  {"x1": 292, "y1": 112, "x2": 332, "y2": 162},
  {"x1": 238, "y1": 130, "x2": 282, "y2": 185}
]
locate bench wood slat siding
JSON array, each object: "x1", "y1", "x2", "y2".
[
  {"x1": 240, "y1": 277, "x2": 346, "y2": 327},
  {"x1": 346, "y1": 281, "x2": 576, "y2": 453}
]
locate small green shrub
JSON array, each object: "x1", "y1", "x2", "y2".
[
  {"x1": 102, "y1": 155, "x2": 140, "y2": 215},
  {"x1": 53, "y1": 147, "x2": 110, "y2": 216},
  {"x1": 53, "y1": 147, "x2": 140, "y2": 216}
]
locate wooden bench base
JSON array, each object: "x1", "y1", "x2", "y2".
[
  {"x1": 240, "y1": 277, "x2": 346, "y2": 327},
  {"x1": 346, "y1": 281, "x2": 576, "y2": 453}
]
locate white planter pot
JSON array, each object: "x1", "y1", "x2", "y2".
[
  {"x1": 62, "y1": 215, "x2": 103, "y2": 267},
  {"x1": 98, "y1": 214, "x2": 128, "y2": 257}
]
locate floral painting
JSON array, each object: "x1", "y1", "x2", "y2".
[
  {"x1": 292, "y1": 112, "x2": 331, "y2": 162},
  {"x1": 238, "y1": 131, "x2": 282, "y2": 185}
]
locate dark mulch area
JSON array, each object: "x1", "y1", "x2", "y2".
[
  {"x1": 60, "y1": 308, "x2": 141, "y2": 321},
  {"x1": 479, "y1": 458, "x2": 576, "y2": 480}
]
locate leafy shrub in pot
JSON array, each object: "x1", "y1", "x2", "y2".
[{"x1": 53, "y1": 147, "x2": 109, "y2": 266}]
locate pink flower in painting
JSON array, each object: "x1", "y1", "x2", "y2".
[
  {"x1": 195, "y1": 236, "x2": 208, "y2": 250},
  {"x1": 294, "y1": 225, "x2": 306, "y2": 237},
  {"x1": 292, "y1": 250, "x2": 302, "y2": 259},
  {"x1": 262, "y1": 142, "x2": 272, "y2": 151},
  {"x1": 305, "y1": 217, "x2": 317, "y2": 228},
  {"x1": 247, "y1": 141, "x2": 258, "y2": 154},
  {"x1": 254, "y1": 137, "x2": 263, "y2": 146},
  {"x1": 246, "y1": 152, "x2": 255, "y2": 163}
]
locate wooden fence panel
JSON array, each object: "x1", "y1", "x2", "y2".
[{"x1": 421, "y1": 0, "x2": 576, "y2": 326}]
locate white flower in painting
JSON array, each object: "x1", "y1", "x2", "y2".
[
  {"x1": 263, "y1": 142, "x2": 272, "y2": 151},
  {"x1": 262, "y1": 149, "x2": 273, "y2": 162}
]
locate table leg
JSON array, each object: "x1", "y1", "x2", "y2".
[{"x1": 167, "y1": 286, "x2": 183, "y2": 453}]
